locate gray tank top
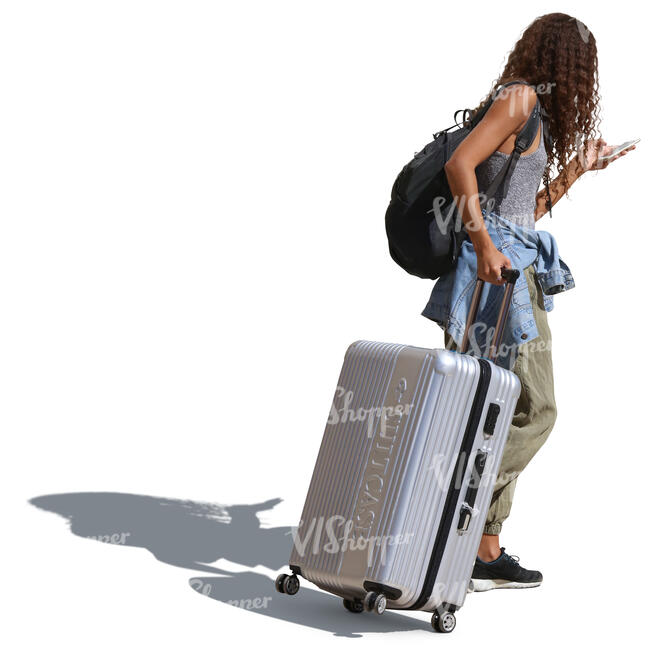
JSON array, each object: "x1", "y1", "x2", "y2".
[{"x1": 475, "y1": 122, "x2": 546, "y2": 229}]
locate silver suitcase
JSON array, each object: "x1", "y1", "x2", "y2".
[{"x1": 276, "y1": 271, "x2": 522, "y2": 633}]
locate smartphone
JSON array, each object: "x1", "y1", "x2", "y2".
[{"x1": 598, "y1": 138, "x2": 640, "y2": 162}]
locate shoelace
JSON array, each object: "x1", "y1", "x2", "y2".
[{"x1": 501, "y1": 547, "x2": 520, "y2": 565}]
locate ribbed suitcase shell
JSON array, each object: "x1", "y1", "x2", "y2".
[{"x1": 288, "y1": 340, "x2": 520, "y2": 612}]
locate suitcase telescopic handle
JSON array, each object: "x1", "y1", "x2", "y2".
[{"x1": 459, "y1": 268, "x2": 520, "y2": 362}]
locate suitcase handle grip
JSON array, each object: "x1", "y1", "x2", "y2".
[
  {"x1": 459, "y1": 268, "x2": 520, "y2": 362},
  {"x1": 500, "y1": 268, "x2": 520, "y2": 284}
]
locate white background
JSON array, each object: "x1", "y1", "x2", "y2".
[{"x1": 2, "y1": 0, "x2": 647, "y2": 647}]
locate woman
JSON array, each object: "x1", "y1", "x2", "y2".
[{"x1": 423, "y1": 13, "x2": 635, "y2": 591}]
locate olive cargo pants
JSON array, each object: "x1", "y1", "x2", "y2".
[{"x1": 445, "y1": 264, "x2": 557, "y2": 535}]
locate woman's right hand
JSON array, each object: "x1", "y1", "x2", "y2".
[{"x1": 476, "y1": 244, "x2": 512, "y2": 285}]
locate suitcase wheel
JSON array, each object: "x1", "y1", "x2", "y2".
[
  {"x1": 431, "y1": 610, "x2": 456, "y2": 633},
  {"x1": 342, "y1": 598, "x2": 364, "y2": 614},
  {"x1": 363, "y1": 591, "x2": 387, "y2": 615},
  {"x1": 275, "y1": 573, "x2": 300, "y2": 596}
]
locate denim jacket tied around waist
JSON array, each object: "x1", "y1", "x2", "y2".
[{"x1": 421, "y1": 211, "x2": 575, "y2": 369}]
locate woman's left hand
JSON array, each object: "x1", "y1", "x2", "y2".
[{"x1": 578, "y1": 138, "x2": 636, "y2": 172}]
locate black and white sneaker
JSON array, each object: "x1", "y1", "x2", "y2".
[{"x1": 468, "y1": 547, "x2": 543, "y2": 592}]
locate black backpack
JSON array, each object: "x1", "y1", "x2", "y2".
[{"x1": 385, "y1": 80, "x2": 548, "y2": 280}]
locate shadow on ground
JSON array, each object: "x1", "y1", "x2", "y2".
[{"x1": 30, "y1": 492, "x2": 432, "y2": 637}]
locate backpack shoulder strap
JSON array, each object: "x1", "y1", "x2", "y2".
[
  {"x1": 457, "y1": 80, "x2": 543, "y2": 210},
  {"x1": 481, "y1": 91, "x2": 542, "y2": 207},
  {"x1": 514, "y1": 99, "x2": 541, "y2": 153}
]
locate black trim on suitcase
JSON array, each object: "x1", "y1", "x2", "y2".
[
  {"x1": 407, "y1": 358, "x2": 492, "y2": 610},
  {"x1": 363, "y1": 581, "x2": 402, "y2": 601}
]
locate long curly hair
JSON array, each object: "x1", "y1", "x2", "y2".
[{"x1": 476, "y1": 13, "x2": 601, "y2": 199}]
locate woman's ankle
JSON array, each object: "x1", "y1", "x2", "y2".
[{"x1": 477, "y1": 534, "x2": 502, "y2": 562}]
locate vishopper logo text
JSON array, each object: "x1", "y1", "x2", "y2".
[
  {"x1": 290, "y1": 515, "x2": 414, "y2": 568},
  {"x1": 488, "y1": 81, "x2": 556, "y2": 118},
  {"x1": 86, "y1": 532, "x2": 131, "y2": 545},
  {"x1": 460, "y1": 322, "x2": 553, "y2": 372},
  {"x1": 427, "y1": 190, "x2": 501, "y2": 237},
  {"x1": 328, "y1": 384, "x2": 414, "y2": 439}
]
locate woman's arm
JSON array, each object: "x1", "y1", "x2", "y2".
[
  {"x1": 534, "y1": 138, "x2": 637, "y2": 220},
  {"x1": 534, "y1": 157, "x2": 584, "y2": 220},
  {"x1": 445, "y1": 83, "x2": 538, "y2": 284}
]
